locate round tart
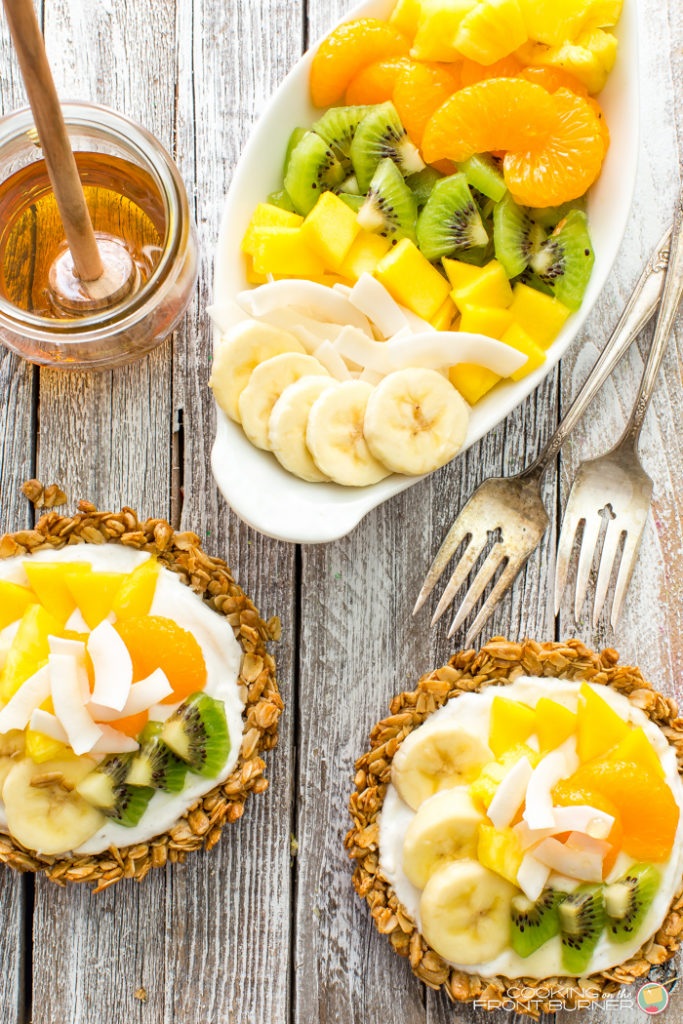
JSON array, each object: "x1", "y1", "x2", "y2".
[
  {"x1": 346, "y1": 639, "x2": 683, "y2": 1015},
  {"x1": 0, "y1": 501, "x2": 281, "y2": 890}
]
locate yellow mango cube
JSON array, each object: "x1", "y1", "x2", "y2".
[
  {"x1": 509, "y1": 283, "x2": 571, "y2": 349},
  {"x1": 609, "y1": 726, "x2": 665, "y2": 779},
  {"x1": 112, "y1": 560, "x2": 159, "y2": 620},
  {"x1": 455, "y1": 0, "x2": 527, "y2": 65},
  {"x1": 534, "y1": 697, "x2": 577, "y2": 753},
  {"x1": 411, "y1": 0, "x2": 478, "y2": 61},
  {"x1": 241, "y1": 203, "x2": 303, "y2": 255},
  {"x1": 0, "y1": 580, "x2": 37, "y2": 632},
  {"x1": 390, "y1": 0, "x2": 423, "y2": 36},
  {"x1": 450, "y1": 260, "x2": 513, "y2": 310},
  {"x1": 459, "y1": 305, "x2": 514, "y2": 339},
  {"x1": 500, "y1": 323, "x2": 546, "y2": 380},
  {"x1": 251, "y1": 227, "x2": 325, "y2": 278},
  {"x1": 430, "y1": 296, "x2": 457, "y2": 331},
  {"x1": 442, "y1": 257, "x2": 482, "y2": 291},
  {"x1": 339, "y1": 230, "x2": 392, "y2": 281},
  {"x1": 245, "y1": 256, "x2": 267, "y2": 285},
  {"x1": 375, "y1": 238, "x2": 451, "y2": 320},
  {"x1": 25, "y1": 729, "x2": 71, "y2": 764},
  {"x1": 65, "y1": 571, "x2": 127, "y2": 629},
  {"x1": 301, "y1": 191, "x2": 362, "y2": 272},
  {"x1": 22, "y1": 561, "x2": 90, "y2": 624},
  {"x1": 489, "y1": 696, "x2": 535, "y2": 757},
  {"x1": 477, "y1": 823, "x2": 524, "y2": 885},
  {"x1": 0, "y1": 604, "x2": 62, "y2": 701},
  {"x1": 577, "y1": 682, "x2": 628, "y2": 761},
  {"x1": 449, "y1": 363, "x2": 500, "y2": 405}
]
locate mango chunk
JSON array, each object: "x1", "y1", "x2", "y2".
[
  {"x1": 449, "y1": 363, "x2": 500, "y2": 405},
  {"x1": 241, "y1": 203, "x2": 303, "y2": 255},
  {"x1": 442, "y1": 258, "x2": 483, "y2": 292},
  {"x1": 112, "y1": 560, "x2": 159, "y2": 620},
  {"x1": 250, "y1": 227, "x2": 325, "y2": 278},
  {"x1": 430, "y1": 296, "x2": 457, "y2": 331},
  {"x1": 339, "y1": 230, "x2": 392, "y2": 281},
  {"x1": 0, "y1": 604, "x2": 62, "y2": 701},
  {"x1": 65, "y1": 572, "x2": 127, "y2": 629},
  {"x1": 301, "y1": 191, "x2": 361, "y2": 272},
  {"x1": 509, "y1": 283, "x2": 571, "y2": 349},
  {"x1": 375, "y1": 238, "x2": 451, "y2": 320},
  {"x1": 577, "y1": 682, "x2": 628, "y2": 761},
  {"x1": 450, "y1": 260, "x2": 513, "y2": 310},
  {"x1": 534, "y1": 696, "x2": 577, "y2": 753},
  {"x1": 500, "y1": 323, "x2": 546, "y2": 380},
  {"x1": 0, "y1": 580, "x2": 37, "y2": 632},
  {"x1": 489, "y1": 695, "x2": 535, "y2": 757},
  {"x1": 22, "y1": 561, "x2": 90, "y2": 625},
  {"x1": 609, "y1": 726, "x2": 665, "y2": 779},
  {"x1": 459, "y1": 305, "x2": 514, "y2": 339}
]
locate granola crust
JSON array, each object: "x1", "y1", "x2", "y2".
[{"x1": 345, "y1": 638, "x2": 683, "y2": 1018}]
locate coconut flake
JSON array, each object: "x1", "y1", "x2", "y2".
[
  {"x1": 523, "y1": 738, "x2": 579, "y2": 830},
  {"x1": 515, "y1": 805, "x2": 614, "y2": 850},
  {"x1": 0, "y1": 620, "x2": 21, "y2": 673},
  {"x1": 236, "y1": 281, "x2": 374, "y2": 336},
  {"x1": 333, "y1": 326, "x2": 394, "y2": 375},
  {"x1": 397, "y1": 305, "x2": 435, "y2": 333},
  {"x1": 29, "y1": 708, "x2": 68, "y2": 743},
  {"x1": 388, "y1": 331, "x2": 526, "y2": 376},
  {"x1": 517, "y1": 853, "x2": 552, "y2": 902},
  {"x1": 0, "y1": 665, "x2": 51, "y2": 732},
  {"x1": 314, "y1": 341, "x2": 352, "y2": 381},
  {"x1": 89, "y1": 725, "x2": 140, "y2": 754},
  {"x1": 349, "y1": 274, "x2": 410, "y2": 339},
  {"x1": 64, "y1": 607, "x2": 91, "y2": 633},
  {"x1": 532, "y1": 836, "x2": 605, "y2": 883},
  {"x1": 50, "y1": 654, "x2": 103, "y2": 755},
  {"x1": 359, "y1": 367, "x2": 385, "y2": 385},
  {"x1": 89, "y1": 669, "x2": 173, "y2": 722},
  {"x1": 487, "y1": 755, "x2": 533, "y2": 829},
  {"x1": 87, "y1": 620, "x2": 133, "y2": 711},
  {"x1": 48, "y1": 635, "x2": 86, "y2": 657},
  {"x1": 207, "y1": 300, "x2": 248, "y2": 334},
  {"x1": 258, "y1": 308, "x2": 343, "y2": 353}
]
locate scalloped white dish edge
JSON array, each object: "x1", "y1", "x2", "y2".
[{"x1": 211, "y1": 0, "x2": 639, "y2": 545}]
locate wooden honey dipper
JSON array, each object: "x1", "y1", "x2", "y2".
[{"x1": 2, "y1": 0, "x2": 137, "y2": 312}]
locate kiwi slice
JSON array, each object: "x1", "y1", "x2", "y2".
[
  {"x1": 459, "y1": 154, "x2": 506, "y2": 203},
  {"x1": 558, "y1": 884, "x2": 606, "y2": 974},
  {"x1": 126, "y1": 721, "x2": 189, "y2": 793},
  {"x1": 357, "y1": 158, "x2": 417, "y2": 243},
  {"x1": 510, "y1": 889, "x2": 566, "y2": 957},
  {"x1": 339, "y1": 194, "x2": 365, "y2": 213},
  {"x1": 416, "y1": 172, "x2": 488, "y2": 262},
  {"x1": 339, "y1": 174, "x2": 361, "y2": 195},
  {"x1": 493, "y1": 193, "x2": 546, "y2": 279},
  {"x1": 529, "y1": 210, "x2": 595, "y2": 311},
  {"x1": 161, "y1": 692, "x2": 230, "y2": 778},
  {"x1": 605, "y1": 863, "x2": 660, "y2": 943},
  {"x1": 350, "y1": 102, "x2": 425, "y2": 193},
  {"x1": 531, "y1": 197, "x2": 586, "y2": 231},
  {"x1": 312, "y1": 106, "x2": 368, "y2": 168},
  {"x1": 283, "y1": 127, "x2": 307, "y2": 177},
  {"x1": 516, "y1": 267, "x2": 555, "y2": 296},
  {"x1": 76, "y1": 755, "x2": 153, "y2": 828},
  {"x1": 267, "y1": 190, "x2": 297, "y2": 212},
  {"x1": 283, "y1": 131, "x2": 345, "y2": 215},
  {"x1": 406, "y1": 167, "x2": 442, "y2": 210}
]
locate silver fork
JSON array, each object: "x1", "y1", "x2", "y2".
[
  {"x1": 555, "y1": 188, "x2": 683, "y2": 629},
  {"x1": 413, "y1": 226, "x2": 673, "y2": 646}
]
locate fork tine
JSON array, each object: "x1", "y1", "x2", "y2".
[
  {"x1": 413, "y1": 517, "x2": 476, "y2": 616},
  {"x1": 610, "y1": 525, "x2": 647, "y2": 629},
  {"x1": 574, "y1": 513, "x2": 604, "y2": 621},
  {"x1": 592, "y1": 517, "x2": 625, "y2": 627},
  {"x1": 464, "y1": 556, "x2": 527, "y2": 647},
  {"x1": 430, "y1": 534, "x2": 488, "y2": 626},
  {"x1": 447, "y1": 543, "x2": 507, "y2": 638},
  {"x1": 554, "y1": 508, "x2": 582, "y2": 615}
]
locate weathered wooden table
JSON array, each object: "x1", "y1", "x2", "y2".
[{"x1": 0, "y1": 1, "x2": 681, "y2": 1021}]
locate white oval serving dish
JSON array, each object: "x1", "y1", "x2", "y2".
[{"x1": 212, "y1": 0, "x2": 639, "y2": 545}]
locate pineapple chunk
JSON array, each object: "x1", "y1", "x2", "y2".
[
  {"x1": 0, "y1": 580, "x2": 37, "y2": 632},
  {"x1": 459, "y1": 305, "x2": 514, "y2": 339},
  {"x1": 112, "y1": 560, "x2": 159, "y2": 620},
  {"x1": 450, "y1": 260, "x2": 513, "y2": 310},
  {"x1": 577, "y1": 682, "x2": 628, "y2": 761},
  {"x1": 411, "y1": 0, "x2": 478, "y2": 61},
  {"x1": 509, "y1": 283, "x2": 571, "y2": 349},
  {"x1": 22, "y1": 561, "x2": 90, "y2": 624},
  {"x1": 25, "y1": 729, "x2": 71, "y2": 764},
  {"x1": 534, "y1": 696, "x2": 577, "y2": 753},
  {"x1": 521, "y1": 28, "x2": 618, "y2": 94},
  {"x1": 241, "y1": 203, "x2": 304, "y2": 255},
  {"x1": 489, "y1": 695, "x2": 535, "y2": 757},
  {"x1": 478, "y1": 823, "x2": 524, "y2": 884},
  {"x1": 339, "y1": 230, "x2": 392, "y2": 281},
  {"x1": 65, "y1": 572, "x2": 126, "y2": 629},
  {"x1": 518, "y1": 0, "x2": 622, "y2": 46},
  {"x1": 455, "y1": 0, "x2": 527, "y2": 65},
  {"x1": 431, "y1": 296, "x2": 457, "y2": 331},
  {"x1": 245, "y1": 256, "x2": 267, "y2": 285},
  {"x1": 390, "y1": 0, "x2": 423, "y2": 37},
  {"x1": 500, "y1": 323, "x2": 546, "y2": 380},
  {"x1": 375, "y1": 238, "x2": 451, "y2": 320},
  {"x1": 0, "y1": 604, "x2": 62, "y2": 701},
  {"x1": 449, "y1": 363, "x2": 500, "y2": 405},
  {"x1": 301, "y1": 191, "x2": 362, "y2": 272},
  {"x1": 470, "y1": 743, "x2": 540, "y2": 807},
  {"x1": 609, "y1": 727, "x2": 665, "y2": 779},
  {"x1": 250, "y1": 227, "x2": 325, "y2": 278}
]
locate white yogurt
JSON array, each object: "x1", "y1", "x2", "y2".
[
  {"x1": 379, "y1": 676, "x2": 683, "y2": 979},
  {"x1": 0, "y1": 545, "x2": 244, "y2": 854}
]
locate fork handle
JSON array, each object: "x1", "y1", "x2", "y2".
[
  {"x1": 523, "y1": 224, "x2": 673, "y2": 479},
  {"x1": 621, "y1": 185, "x2": 683, "y2": 446}
]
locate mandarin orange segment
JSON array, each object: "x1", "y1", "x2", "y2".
[
  {"x1": 345, "y1": 56, "x2": 413, "y2": 105},
  {"x1": 115, "y1": 616, "x2": 207, "y2": 704},
  {"x1": 393, "y1": 62, "x2": 461, "y2": 145},
  {"x1": 460, "y1": 54, "x2": 522, "y2": 86},
  {"x1": 310, "y1": 18, "x2": 410, "y2": 107},
  {"x1": 111, "y1": 709, "x2": 149, "y2": 739},
  {"x1": 422, "y1": 77, "x2": 556, "y2": 164},
  {"x1": 555, "y1": 759, "x2": 679, "y2": 863},
  {"x1": 517, "y1": 64, "x2": 589, "y2": 98},
  {"x1": 553, "y1": 782, "x2": 623, "y2": 877},
  {"x1": 503, "y1": 87, "x2": 605, "y2": 206}
]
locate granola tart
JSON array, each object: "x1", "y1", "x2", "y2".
[
  {"x1": 0, "y1": 501, "x2": 282, "y2": 891},
  {"x1": 346, "y1": 638, "x2": 683, "y2": 1017}
]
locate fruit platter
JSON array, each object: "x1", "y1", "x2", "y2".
[
  {"x1": 0, "y1": 504, "x2": 281, "y2": 887},
  {"x1": 347, "y1": 639, "x2": 683, "y2": 1013},
  {"x1": 210, "y1": 0, "x2": 637, "y2": 544}
]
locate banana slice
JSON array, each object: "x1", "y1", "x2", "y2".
[
  {"x1": 209, "y1": 319, "x2": 304, "y2": 422},
  {"x1": 2, "y1": 756, "x2": 105, "y2": 856},
  {"x1": 238, "y1": 352, "x2": 329, "y2": 451},
  {"x1": 420, "y1": 859, "x2": 515, "y2": 965},
  {"x1": 392, "y1": 723, "x2": 491, "y2": 810},
  {"x1": 402, "y1": 786, "x2": 484, "y2": 890},
  {"x1": 364, "y1": 368, "x2": 470, "y2": 476},
  {"x1": 0, "y1": 729, "x2": 25, "y2": 791},
  {"x1": 268, "y1": 376, "x2": 339, "y2": 482},
  {"x1": 306, "y1": 380, "x2": 390, "y2": 487}
]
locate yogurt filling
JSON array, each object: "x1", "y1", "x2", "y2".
[
  {"x1": 0, "y1": 545, "x2": 244, "y2": 855},
  {"x1": 379, "y1": 676, "x2": 683, "y2": 979}
]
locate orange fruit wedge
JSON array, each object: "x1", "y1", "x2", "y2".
[
  {"x1": 393, "y1": 61, "x2": 460, "y2": 146},
  {"x1": 310, "y1": 18, "x2": 410, "y2": 107},
  {"x1": 460, "y1": 54, "x2": 522, "y2": 87},
  {"x1": 422, "y1": 77, "x2": 556, "y2": 164},
  {"x1": 345, "y1": 56, "x2": 412, "y2": 105},
  {"x1": 552, "y1": 781, "x2": 623, "y2": 877},
  {"x1": 115, "y1": 615, "x2": 207, "y2": 704},
  {"x1": 517, "y1": 64, "x2": 589, "y2": 98}
]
